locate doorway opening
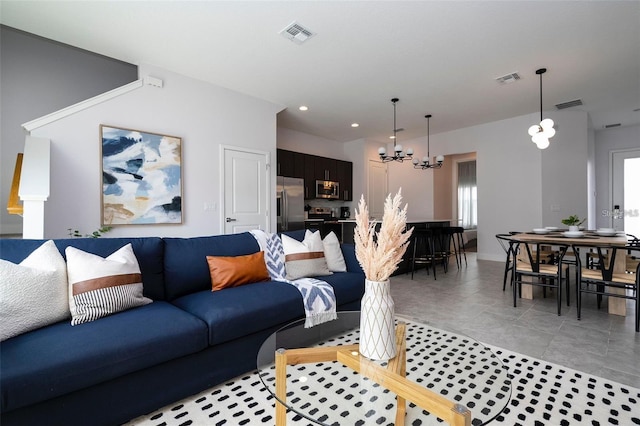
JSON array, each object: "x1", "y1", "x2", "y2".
[
  {"x1": 433, "y1": 151, "x2": 477, "y2": 250},
  {"x1": 612, "y1": 149, "x2": 640, "y2": 236}
]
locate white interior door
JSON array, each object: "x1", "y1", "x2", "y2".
[
  {"x1": 222, "y1": 146, "x2": 269, "y2": 234},
  {"x1": 612, "y1": 149, "x2": 640, "y2": 236},
  {"x1": 368, "y1": 160, "x2": 388, "y2": 219}
]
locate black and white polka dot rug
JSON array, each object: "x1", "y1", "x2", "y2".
[{"x1": 125, "y1": 320, "x2": 640, "y2": 426}]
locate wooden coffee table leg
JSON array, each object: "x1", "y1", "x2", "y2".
[
  {"x1": 275, "y1": 349, "x2": 287, "y2": 426},
  {"x1": 387, "y1": 322, "x2": 407, "y2": 424}
]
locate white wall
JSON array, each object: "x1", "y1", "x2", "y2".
[
  {"x1": 594, "y1": 124, "x2": 640, "y2": 229},
  {"x1": 400, "y1": 110, "x2": 589, "y2": 261},
  {"x1": 0, "y1": 26, "x2": 138, "y2": 235},
  {"x1": 541, "y1": 112, "x2": 589, "y2": 227},
  {"x1": 277, "y1": 127, "x2": 345, "y2": 159},
  {"x1": 30, "y1": 65, "x2": 282, "y2": 238}
]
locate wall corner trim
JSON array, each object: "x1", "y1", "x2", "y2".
[
  {"x1": 19, "y1": 136, "x2": 50, "y2": 201},
  {"x1": 22, "y1": 79, "x2": 144, "y2": 132}
]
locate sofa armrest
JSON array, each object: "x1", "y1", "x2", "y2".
[{"x1": 340, "y1": 243, "x2": 363, "y2": 274}]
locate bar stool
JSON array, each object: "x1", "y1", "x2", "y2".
[
  {"x1": 410, "y1": 227, "x2": 439, "y2": 280},
  {"x1": 445, "y1": 226, "x2": 467, "y2": 268}
]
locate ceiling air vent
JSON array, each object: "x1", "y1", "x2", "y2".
[
  {"x1": 279, "y1": 22, "x2": 315, "y2": 44},
  {"x1": 495, "y1": 72, "x2": 521, "y2": 84},
  {"x1": 604, "y1": 123, "x2": 621, "y2": 129},
  {"x1": 555, "y1": 99, "x2": 583, "y2": 109}
]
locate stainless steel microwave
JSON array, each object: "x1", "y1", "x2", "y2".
[{"x1": 315, "y1": 180, "x2": 340, "y2": 199}]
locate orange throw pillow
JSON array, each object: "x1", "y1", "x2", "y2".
[{"x1": 206, "y1": 251, "x2": 270, "y2": 291}]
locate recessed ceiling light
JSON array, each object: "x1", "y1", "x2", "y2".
[
  {"x1": 351, "y1": 123, "x2": 359, "y2": 128},
  {"x1": 389, "y1": 135, "x2": 396, "y2": 139},
  {"x1": 298, "y1": 105, "x2": 308, "y2": 111}
]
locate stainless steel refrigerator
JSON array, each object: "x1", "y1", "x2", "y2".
[{"x1": 277, "y1": 176, "x2": 305, "y2": 232}]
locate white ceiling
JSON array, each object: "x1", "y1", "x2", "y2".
[{"x1": 2, "y1": 1, "x2": 639, "y2": 143}]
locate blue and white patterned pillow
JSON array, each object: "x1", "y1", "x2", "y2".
[{"x1": 262, "y1": 232, "x2": 286, "y2": 280}]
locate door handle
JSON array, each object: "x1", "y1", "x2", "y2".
[{"x1": 226, "y1": 217, "x2": 237, "y2": 222}]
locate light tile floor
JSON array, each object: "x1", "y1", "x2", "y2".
[{"x1": 391, "y1": 253, "x2": 640, "y2": 388}]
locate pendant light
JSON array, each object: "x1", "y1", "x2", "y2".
[
  {"x1": 527, "y1": 68, "x2": 556, "y2": 149},
  {"x1": 413, "y1": 114, "x2": 444, "y2": 169},
  {"x1": 379, "y1": 98, "x2": 413, "y2": 163}
]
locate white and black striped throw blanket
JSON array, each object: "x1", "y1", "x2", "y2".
[{"x1": 250, "y1": 230, "x2": 337, "y2": 328}]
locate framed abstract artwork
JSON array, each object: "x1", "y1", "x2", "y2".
[{"x1": 100, "y1": 125, "x2": 182, "y2": 225}]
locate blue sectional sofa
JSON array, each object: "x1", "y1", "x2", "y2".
[{"x1": 0, "y1": 230, "x2": 365, "y2": 426}]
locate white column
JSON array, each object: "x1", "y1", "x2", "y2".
[{"x1": 19, "y1": 136, "x2": 50, "y2": 239}]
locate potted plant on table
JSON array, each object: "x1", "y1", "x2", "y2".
[
  {"x1": 561, "y1": 214, "x2": 585, "y2": 232},
  {"x1": 354, "y1": 189, "x2": 413, "y2": 361}
]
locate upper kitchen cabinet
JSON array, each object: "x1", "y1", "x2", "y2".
[
  {"x1": 336, "y1": 160, "x2": 353, "y2": 201},
  {"x1": 277, "y1": 150, "x2": 352, "y2": 200},
  {"x1": 314, "y1": 156, "x2": 338, "y2": 181},
  {"x1": 276, "y1": 149, "x2": 304, "y2": 178}
]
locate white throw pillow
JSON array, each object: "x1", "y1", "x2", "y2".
[
  {"x1": 66, "y1": 243, "x2": 152, "y2": 325},
  {"x1": 281, "y1": 233, "x2": 332, "y2": 280},
  {"x1": 0, "y1": 240, "x2": 70, "y2": 341},
  {"x1": 321, "y1": 231, "x2": 347, "y2": 272}
]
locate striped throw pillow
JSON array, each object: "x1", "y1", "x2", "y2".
[
  {"x1": 281, "y1": 233, "x2": 332, "y2": 280},
  {"x1": 66, "y1": 244, "x2": 152, "y2": 325}
]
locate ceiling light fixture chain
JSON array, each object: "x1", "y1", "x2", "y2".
[
  {"x1": 379, "y1": 98, "x2": 413, "y2": 163},
  {"x1": 413, "y1": 114, "x2": 444, "y2": 170},
  {"x1": 527, "y1": 67, "x2": 556, "y2": 150}
]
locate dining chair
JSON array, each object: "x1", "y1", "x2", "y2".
[
  {"x1": 509, "y1": 236, "x2": 570, "y2": 315},
  {"x1": 496, "y1": 234, "x2": 515, "y2": 291},
  {"x1": 572, "y1": 243, "x2": 640, "y2": 332}
]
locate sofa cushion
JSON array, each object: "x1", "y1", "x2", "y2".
[
  {"x1": 171, "y1": 281, "x2": 304, "y2": 346},
  {"x1": 206, "y1": 251, "x2": 270, "y2": 291},
  {"x1": 0, "y1": 240, "x2": 69, "y2": 341},
  {"x1": 320, "y1": 271, "x2": 365, "y2": 306},
  {"x1": 0, "y1": 301, "x2": 207, "y2": 412},
  {"x1": 164, "y1": 233, "x2": 260, "y2": 300},
  {"x1": 0, "y1": 238, "x2": 166, "y2": 301},
  {"x1": 66, "y1": 244, "x2": 152, "y2": 325}
]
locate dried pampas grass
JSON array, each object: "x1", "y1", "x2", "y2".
[{"x1": 354, "y1": 189, "x2": 413, "y2": 282}]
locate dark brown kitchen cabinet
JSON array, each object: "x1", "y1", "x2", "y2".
[
  {"x1": 276, "y1": 149, "x2": 304, "y2": 178},
  {"x1": 278, "y1": 150, "x2": 353, "y2": 199},
  {"x1": 303, "y1": 154, "x2": 316, "y2": 199},
  {"x1": 313, "y1": 156, "x2": 337, "y2": 181},
  {"x1": 336, "y1": 160, "x2": 353, "y2": 201}
]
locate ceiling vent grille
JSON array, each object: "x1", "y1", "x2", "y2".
[
  {"x1": 280, "y1": 22, "x2": 315, "y2": 44},
  {"x1": 556, "y1": 99, "x2": 583, "y2": 109},
  {"x1": 604, "y1": 123, "x2": 621, "y2": 129},
  {"x1": 495, "y1": 72, "x2": 521, "y2": 84}
]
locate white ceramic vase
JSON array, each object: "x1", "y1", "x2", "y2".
[
  {"x1": 569, "y1": 225, "x2": 579, "y2": 232},
  {"x1": 359, "y1": 279, "x2": 397, "y2": 361}
]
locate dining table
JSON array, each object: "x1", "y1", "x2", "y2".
[{"x1": 510, "y1": 230, "x2": 630, "y2": 316}]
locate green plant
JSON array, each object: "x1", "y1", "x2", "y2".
[
  {"x1": 68, "y1": 226, "x2": 112, "y2": 238},
  {"x1": 561, "y1": 215, "x2": 585, "y2": 227}
]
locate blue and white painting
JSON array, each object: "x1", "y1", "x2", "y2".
[{"x1": 101, "y1": 125, "x2": 182, "y2": 225}]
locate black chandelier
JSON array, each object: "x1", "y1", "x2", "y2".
[
  {"x1": 378, "y1": 98, "x2": 413, "y2": 163},
  {"x1": 413, "y1": 114, "x2": 444, "y2": 169}
]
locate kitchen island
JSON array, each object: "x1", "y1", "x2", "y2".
[{"x1": 338, "y1": 219, "x2": 451, "y2": 244}]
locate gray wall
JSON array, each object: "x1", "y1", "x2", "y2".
[{"x1": 0, "y1": 26, "x2": 138, "y2": 234}]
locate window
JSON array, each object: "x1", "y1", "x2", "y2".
[{"x1": 457, "y1": 160, "x2": 477, "y2": 229}]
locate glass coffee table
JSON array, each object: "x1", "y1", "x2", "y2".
[{"x1": 257, "y1": 311, "x2": 511, "y2": 426}]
